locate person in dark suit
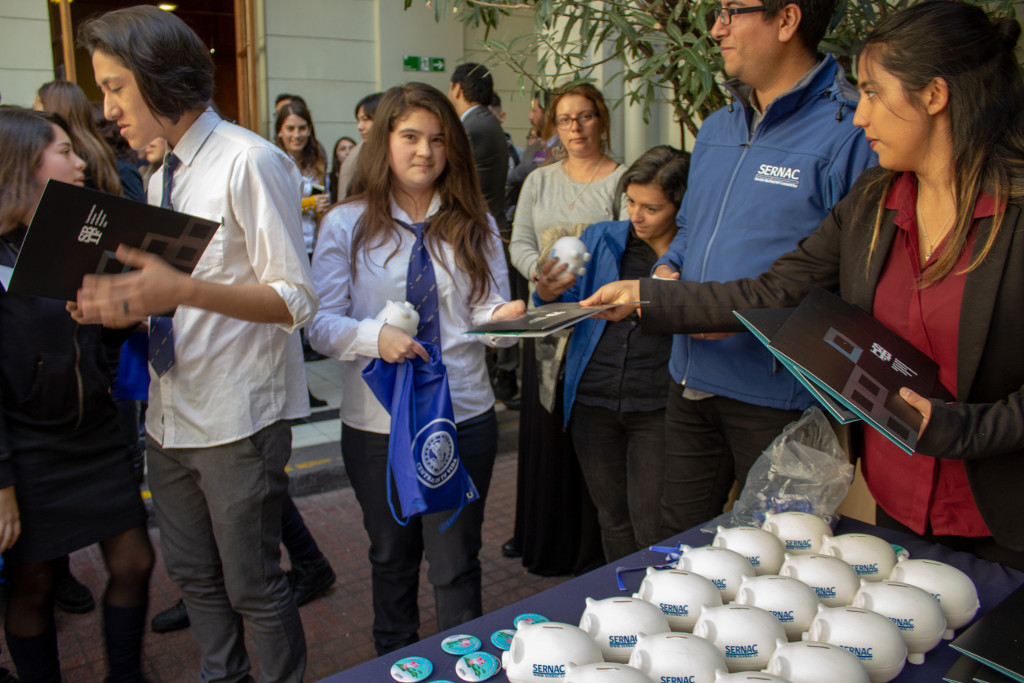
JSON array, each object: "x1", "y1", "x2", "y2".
[
  {"x1": 449, "y1": 63, "x2": 520, "y2": 402},
  {"x1": 448, "y1": 62, "x2": 509, "y2": 230}
]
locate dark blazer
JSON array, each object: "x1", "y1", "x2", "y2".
[
  {"x1": 462, "y1": 105, "x2": 510, "y2": 234},
  {"x1": 639, "y1": 166, "x2": 1024, "y2": 551},
  {"x1": 0, "y1": 228, "x2": 130, "y2": 488}
]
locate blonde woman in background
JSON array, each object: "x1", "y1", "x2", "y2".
[{"x1": 505, "y1": 83, "x2": 625, "y2": 575}]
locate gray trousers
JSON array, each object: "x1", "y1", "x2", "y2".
[{"x1": 147, "y1": 421, "x2": 307, "y2": 683}]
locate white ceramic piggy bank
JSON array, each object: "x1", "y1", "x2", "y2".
[
  {"x1": 888, "y1": 558, "x2": 979, "y2": 639},
  {"x1": 628, "y1": 632, "x2": 726, "y2": 683},
  {"x1": 762, "y1": 511, "x2": 833, "y2": 555},
  {"x1": 635, "y1": 567, "x2": 723, "y2": 632},
  {"x1": 766, "y1": 638, "x2": 870, "y2": 683},
  {"x1": 548, "y1": 236, "x2": 590, "y2": 279},
  {"x1": 563, "y1": 662, "x2": 653, "y2": 683},
  {"x1": 675, "y1": 546, "x2": 756, "y2": 603},
  {"x1": 579, "y1": 596, "x2": 669, "y2": 663},
  {"x1": 502, "y1": 621, "x2": 604, "y2": 683},
  {"x1": 374, "y1": 300, "x2": 419, "y2": 337},
  {"x1": 734, "y1": 574, "x2": 821, "y2": 641},
  {"x1": 779, "y1": 553, "x2": 861, "y2": 607},
  {"x1": 692, "y1": 604, "x2": 786, "y2": 672},
  {"x1": 820, "y1": 534, "x2": 898, "y2": 582},
  {"x1": 712, "y1": 669, "x2": 790, "y2": 683},
  {"x1": 852, "y1": 579, "x2": 946, "y2": 664},
  {"x1": 713, "y1": 525, "x2": 786, "y2": 576},
  {"x1": 804, "y1": 604, "x2": 908, "y2": 683}
]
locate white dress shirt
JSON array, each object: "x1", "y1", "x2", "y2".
[
  {"x1": 146, "y1": 109, "x2": 318, "y2": 448},
  {"x1": 308, "y1": 194, "x2": 514, "y2": 434}
]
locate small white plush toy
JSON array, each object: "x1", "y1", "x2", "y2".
[
  {"x1": 548, "y1": 235, "x2": 590, "y2": 280},
  {"x1": 375, "y1": 300, "x2": 419, "y2": 337}
]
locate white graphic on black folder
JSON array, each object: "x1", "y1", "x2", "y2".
[{"x1": 5, "y1": 180, "x2": 219, "y2": 300}]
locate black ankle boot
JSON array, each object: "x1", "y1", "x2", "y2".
[
  {"x1": 6, "y1": 623, "x2": 61, "y2": 683},
  {"x1": 287, "y1": 554, "x2": 336, "y2": 606},
  {"x1": 103, "y1": 602, "x2": 147, "y2": 682}
]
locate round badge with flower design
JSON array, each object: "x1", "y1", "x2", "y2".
[
  {"x1": 513, "y1": 612, "x2": 549, "y2": 628},
  {"x1": 490, "y1": 628, "x2": 516, "y2": 650},
  {"x1": 390, "y1": 655, "x2": 432, "y2": 682},
  {"x1": 455, "y1": 651, "x2": 501, "y2": 681},
  {"x1": 441, "y1": 634, "x2": 481, "y2": 655}
]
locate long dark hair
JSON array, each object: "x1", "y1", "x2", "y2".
[
  {"x1": 860, "y1": 0, "x2": 1024, "y2": 286},
  {"x1": 274, "y1": 99, "x2": 326, "y2": 180},
  {"x1": 37, "y1": 80, "x2": 121, "y2": 195},
  {"x1": 346, "y1": 82, "x2": 497, "y2": 303},
  {"x1": 0, "y1": 106, "x2": 71, "y2": 233},
  {"x1": 354, "y1": 92, "x2": 383, "y2": 120},
  {"x1": 78, "y1": 5, "x2": 213, "y2": 123},
  {"x1": 329, "y1": 136, "x2": 357, "y2": 203}
]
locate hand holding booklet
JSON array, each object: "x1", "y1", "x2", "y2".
[
  {"x1": 0, "y1": 180, "x2": 219, "y2": 300},
  {"x1": 735, "y1": 287, "x2": 954, "y2": 454},
  {"x1": 466, "y1": 301, "x2": 638, "y2": 337}
]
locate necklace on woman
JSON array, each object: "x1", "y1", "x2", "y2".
[
  {"x1": 565, "y1": 156, "x2": 607, "y2": 211},
  {"x1": 917, "y1": 197, "x2": 955, "y2": 261}
]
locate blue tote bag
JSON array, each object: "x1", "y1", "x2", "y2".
[{"x1": 362, "y1": 342, "x2": 480, "y2": 530}]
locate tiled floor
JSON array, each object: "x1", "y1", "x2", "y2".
[{"x1": 0, "y1": 360, "x2": 564, "y2": 681}]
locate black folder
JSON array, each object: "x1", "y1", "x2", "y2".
[
  {"x1": 950, "y1": 583, "x2": 1024, "y2": 682},
  {"x1": 1, "y1": 180, "x2": 219, "y2": 300},
  {"x1": 737, "y1": 288, "x2": 954, "y2": 453}
]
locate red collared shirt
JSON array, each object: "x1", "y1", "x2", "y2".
[{"x1": 862, "y1": 172, "x2": 993, "y2": 538}]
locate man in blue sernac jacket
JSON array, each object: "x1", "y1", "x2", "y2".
[{"x1": 652, "y1": 0, "x2": 875, "y2": 534}]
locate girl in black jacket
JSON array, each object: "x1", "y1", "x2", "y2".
[{"x1": 0, "y1": 106, "x2": 153, "y2": 682}]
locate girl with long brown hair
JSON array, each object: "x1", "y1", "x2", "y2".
[
  {"x1": 307, "y1": 82, "x2": 524, "y2": 654},
  {"x1": 274, "y1": 99, "x2": 329, "y2": 254},
  {"x1": 34, "y1": 80, "x2": 122, "y2": 196},
  {"x1": 0, "y1": 105, "x2": 153, "y2": 682}
]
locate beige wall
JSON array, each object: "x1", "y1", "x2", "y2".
[
  {"x1": 0, "y1": 0, "x2": 687, "y2": 169},
  {"x1": 260, "y1": 0, "x2": 378, "y2": 146},
  {"x1": 0, "y1": 0, "x2": 55, "y2": 107},
  {"x1": 257, "y1": 0, "x2": 683, "y2": 169},
  {"x1": 261, "y1": 0, "x2": 490, "y2": 154}
]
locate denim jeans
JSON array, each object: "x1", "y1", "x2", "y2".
[
  {"x1": 660, "y1": 382, "x2": 805, "y2": 535},
  {"x1": 341, "y1": 410, "x2": 498, "y2": 655},
  {"x1": 570, "y1": 403, "x2": 667, "y2": 562}
]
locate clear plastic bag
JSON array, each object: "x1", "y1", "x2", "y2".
[{"x1": 707, "y1": 406, "x2": 854, "y2": 532}]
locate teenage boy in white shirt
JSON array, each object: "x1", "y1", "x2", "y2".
[{"x1": 75, "y1": 6, "x2": 316, "y2": 681}]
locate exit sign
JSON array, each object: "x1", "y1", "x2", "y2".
[{"x1": 403, "y1": 56, "x2": 445, "y2": 72}]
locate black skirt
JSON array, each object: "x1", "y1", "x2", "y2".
[
  {"x1": 512, "y1": 339, "x2": 601, "y2": 576},
  {"x1": 5, "y1": 410, "x2": 147, "y2": 566}
]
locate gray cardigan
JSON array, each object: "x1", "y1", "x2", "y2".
[{"x1": 509, "y1": 161, "x2": 625, "y2": 282}]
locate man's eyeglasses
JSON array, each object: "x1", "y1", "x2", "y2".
[
  {"x1": 714, "y1": 5, "x2": 766, "y2": 25},
  {"x1": 555, "y1": 111, "x2": 599, "y2": 130}
]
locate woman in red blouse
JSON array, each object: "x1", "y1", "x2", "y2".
[{"x1": 584, "y1": 0, "x2": 1024, "y2": 570}]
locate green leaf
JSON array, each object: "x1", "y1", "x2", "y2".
[{"x1": 410, "y1": 0, "x2": 1024, "y2": 145}]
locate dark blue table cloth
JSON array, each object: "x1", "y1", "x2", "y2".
[{"x1": 320, "y1": 517, "x2": 1024, "y2": 682}]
